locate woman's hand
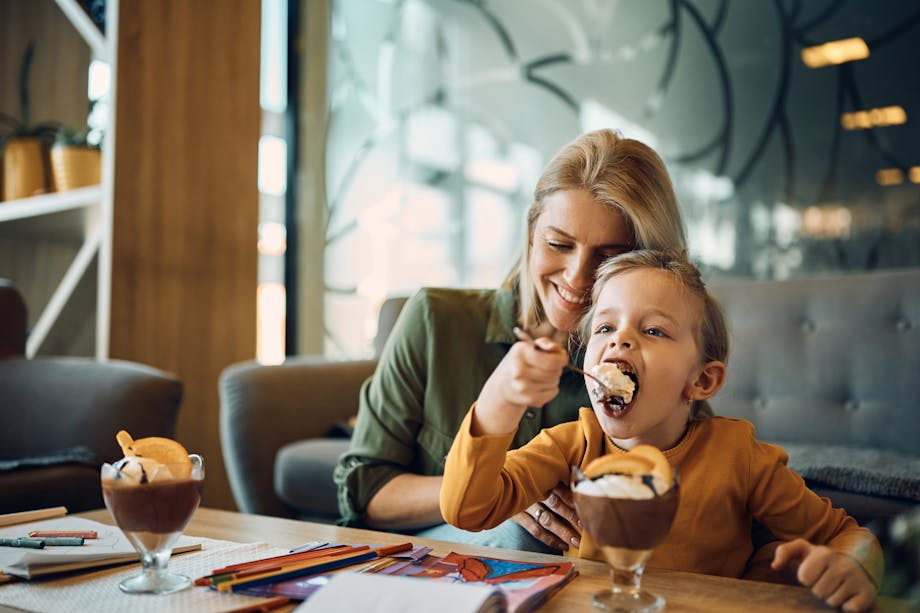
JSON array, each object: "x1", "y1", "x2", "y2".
[
  {"x1": 473, "y1": 337, "x2": 568, "y2": 435},
  {"x1": 771, "y1": 539, "x2": 877, "y2": 612},
  {"x1": 512, "y1": 484, "x2": 582, "y2": 551}
]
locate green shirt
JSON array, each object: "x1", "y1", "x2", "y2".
[{"x1": 334, "y1": 286, "x2": 590, "y2": 526}]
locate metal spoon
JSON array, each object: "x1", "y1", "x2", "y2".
[{"x1": 512, "y1": 326, "x2": 611, "y2": 394}]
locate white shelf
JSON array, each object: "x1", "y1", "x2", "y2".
[
  {"x1": 54, "y1": 0, "x2": 107, "y2": 60},
  {"x1": 0, "y1": 185, "x2": 101, "y2": 223}
]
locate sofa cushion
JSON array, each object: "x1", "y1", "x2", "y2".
[
  {"x1": 782, "y1": 443, "x2": 920, "y2": 502},
  {"x1": 275, "y1": 439, "x2": 350, "y2": 521}
]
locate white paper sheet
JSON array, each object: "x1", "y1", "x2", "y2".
[
  {"x1": 0, "y1": 516, "x2": 198, "y2": 578},
  {"x1": 0, "y1": 538, "x2": 291, "y2": 613}
]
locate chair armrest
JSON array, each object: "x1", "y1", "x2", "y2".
[
  {"x1": 0, "y1": 357, "x2": 182, "y2": 463},
  {"x1": 219, "y1": 356, "x2": 376, "y2": 517}
]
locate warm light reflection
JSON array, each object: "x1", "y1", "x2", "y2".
[
  {"x1": 802, "y1": 205, "x2": 852, "y2": 239},
  {"x1": 258, "y1": 221, "x2": 287, "y2": 256},
  {"x1": 801, "y1": 37, "x2": 869, "y2": 68},
  {"x1": 909, "y1": 167, "x2": 920, "y2": 184},
  {"x1": 257, "y1": 282, "x2": 286, "y2": 365},
  {"x1": 876, "y1": 168, "x2": 904, "y2": 186},
  {"x1": 841, "y1": 106, "x2": 907, "y2": 130}
]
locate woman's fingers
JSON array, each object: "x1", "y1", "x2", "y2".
[
  {"x1": 512, "y1": 504, "x2": 575, "y2": 551},
  {"x1": 546, "y1": 485, "x2": 582, "y2": 531}
]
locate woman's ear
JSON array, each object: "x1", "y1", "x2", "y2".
[{"x1": 686, "y1": 360, "x2": 726, "y2": 401}]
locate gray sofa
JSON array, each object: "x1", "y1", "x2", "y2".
[
  {"x1": 709, "y1": 267, "x2": 920, "y2": 526},
  {"x1": 220, "y1": 268, "x2": 920, "y2": 527},
  {"x1": 0, "y1": 279, "x2": 184, "y2": 514}
]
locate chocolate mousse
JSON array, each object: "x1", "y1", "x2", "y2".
[
  {"x1": 102, "y1": 477, "x2": 202, "y2": 534},
  {"x1": 573, "y1": 485, "x2": 679, "y2": 551}
]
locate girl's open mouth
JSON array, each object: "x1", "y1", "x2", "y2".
[{"x1": 593, "y1": 365, "x2": 639, "y2": 416}]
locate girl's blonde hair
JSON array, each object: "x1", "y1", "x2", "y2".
[
  {"x1": 577, "y1": 249, "x2": 729, "y2": 420},
  {"x1": 503, "y1": 129, "x2": 687, "y2": 330}
]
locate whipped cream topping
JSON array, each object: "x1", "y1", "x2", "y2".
[
  {"x1": 574, "y1": 472, "x2": 670, "y2": 499},
  {"x1": 106, "y1": 456, "x2": 180, "y2": 484},
  {"x1": 590, "y1": 362, "x2": 636, "y2": 403}
]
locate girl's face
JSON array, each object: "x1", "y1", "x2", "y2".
[
  {"x1": 584, "y1": 268, "x2": 717, "y2": 450},
  {"x1": 529, "y1": 189, "x2": 632, "y2": 333}
]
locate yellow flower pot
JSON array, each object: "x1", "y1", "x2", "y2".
[
  {"x1": 50, "y1": 145, "x2": 101, "y2": 192},
  {"x1": 2, "y1": 136, "x2": 50, "y2": 201}
]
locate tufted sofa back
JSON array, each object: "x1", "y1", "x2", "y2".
[{"x1": 708, "y1": 268, "x2": 920, "y2": 456}]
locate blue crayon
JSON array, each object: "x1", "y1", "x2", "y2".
[{"x1": 0, "y1": 537, "x2": 44, "y2": 549}]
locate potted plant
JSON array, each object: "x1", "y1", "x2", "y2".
[
  {"x1": 0, "y1": 41, "x2": 59, "y2": 201},
  {"x1": 50, "y1": 125, "x2": 101, "y2": 192}
]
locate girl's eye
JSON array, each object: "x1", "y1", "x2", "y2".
[
  {"x1": 593, "y1": 324, "x2": 613, "y2": 335},
  {"x1": 645, "y1": 328, "x2": 667, "y2": 338}
]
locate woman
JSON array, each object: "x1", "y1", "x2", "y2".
[{"x1": 334, "y1": 129, "x2": 686, "y2": 552}]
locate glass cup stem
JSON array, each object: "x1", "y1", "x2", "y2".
[
  {"x1": 592, "y1": 558, "x2": 663, "y2": 612},
  {"x1": 140, "y1": 548, "x2": 171, "y2": 578},
  {"x1": 612, "y1": 563, "x2": 645, "y2": 596}
]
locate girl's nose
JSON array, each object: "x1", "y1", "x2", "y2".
[{"x1": 608, "y1": 329, "x2": 635, "y2": 349}]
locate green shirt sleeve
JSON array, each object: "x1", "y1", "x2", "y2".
[{"x1": 333, "y1": 287, "x2": 589, "y2": 526}]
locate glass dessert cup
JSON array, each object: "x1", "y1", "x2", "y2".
[
  {"x1": 101, "y1": 454, "x2": 204, "y2": 594},
  {"x1": 572, "y1": 469, "x2": 679, "y2": 612}
]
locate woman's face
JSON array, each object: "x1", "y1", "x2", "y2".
[{"x1": 529, "y1": 189, "x2": 633, "y2": 332}]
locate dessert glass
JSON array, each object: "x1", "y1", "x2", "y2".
[
  {"x1": 101, "y1": 454, "x2": 204, "y2": 594},
  {"x1": 572, "y1": 468, "x2": 679, "y2": 612}
]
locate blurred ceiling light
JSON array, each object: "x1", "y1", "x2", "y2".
[
  {"x1": 876, "y1": 168, "x2": 904, "y2": 186},
  {"x1": 258, "y1": 135, "x2": 287, "y2": 196},
  {"x1": 258, "y1": 221, "x2": 287, "y2": 256},
  {"x1": 841, "y1": 106, "x2": 907, "y2": 130},
  {"x1": 88, "y1": 60, "x2": 110, "y2": 101},
  {"x1": 802, "y1": 205, "x2": 852, "y2": 239},
  {"x1": 909, "y1": 167, "x2": 920, "y2": 184},
  {"x1": 801, "y1": 37, "x2": 869, "y2": 68},
  {"x1": 256, "y1": 282, "x2": 286, "y2": 365}
]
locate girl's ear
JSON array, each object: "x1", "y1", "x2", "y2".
[{"x1": 686, "y1": 360, "x2": 726, "y2": 401}]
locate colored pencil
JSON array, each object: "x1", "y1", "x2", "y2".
[
  {"x1": 195, "y1": 545, "x2": 363, "y2": 586},
  {"x1": 219, "y1": 542, "x2": 413, "y2": 593}
]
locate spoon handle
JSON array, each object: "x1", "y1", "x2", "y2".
[{"x1": 511, "y1": 327, "x2": 610, "y2": 392}]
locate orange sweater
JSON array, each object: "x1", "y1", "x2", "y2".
[{"x1": 440, "y1": 407, "x2": 883, "y2": 585}]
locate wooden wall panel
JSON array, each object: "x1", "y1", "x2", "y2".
[
  {"x1": 111, "y1": 1, "x2": 261, "y2": 510},
  {"x1": 0, "y1": 0, "x2": 89, "y2": 134}
]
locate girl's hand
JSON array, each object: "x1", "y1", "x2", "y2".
[
  {"x1": 512, "y1": 483, "x2": 582, "y2": 551},
  {"x1": 473, "y1": 337, "x2": 568, "y2": 434},
  {"x1": 771, "y1": 539, "x2": 877, "y2": 612}
]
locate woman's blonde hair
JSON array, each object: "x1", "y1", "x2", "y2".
[
  {"x1": 503, "y1": 129, "x2": 687, "y2": 330},
  {"x1": 577, "y1": 249, "x2": 729, "y2": 420}
]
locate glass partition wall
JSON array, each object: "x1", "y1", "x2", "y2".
[{"x1": 299, "y1": 0, "x2": 920, "y2": 358}]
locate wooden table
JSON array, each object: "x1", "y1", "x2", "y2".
[{"x1": 77, "y1": 507, "x2": 910, "y2": 613}]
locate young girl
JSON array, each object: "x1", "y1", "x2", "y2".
[{"x1": 440, "y1": 249, "x2": 882, "y2": 612}]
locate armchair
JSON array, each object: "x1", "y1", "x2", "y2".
[
  {"x1": 220, "y1": 297, "x2": 407, "y2": 521},
  {"x1": 0, "y1": 279, "x2": 183, "y2": 514}
]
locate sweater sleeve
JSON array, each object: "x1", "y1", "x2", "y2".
[
  {"x1": 334, "y1": 290, "x2": 433, "y2": 524},
  {"x1": 440, "y1": 405, "x2": 580, "y2": 530},
  {"x1": 746, "y1": 431, "x2": 884, "y2": 587}
]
